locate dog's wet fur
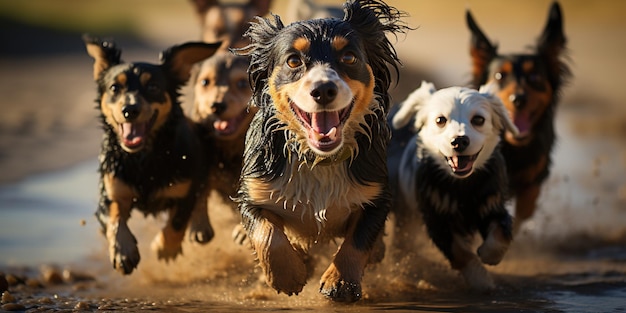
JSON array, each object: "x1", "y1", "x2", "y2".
[
  {"x1": 389, "y1": 81, "x2": 519, "y2": 291},
  {"x1": 467, "y1": 2, "x2": 570, "y2": 231},
  {"x1": 232, "y1": 0, "x2": 408, "y2": 302},
  {"x1": 83, "y1": 35, "x2": 220, "y2": 275}
]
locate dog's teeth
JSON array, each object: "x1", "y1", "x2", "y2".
[{"x1": 326, "y1": 127, "x2": 337, "y2": 140}]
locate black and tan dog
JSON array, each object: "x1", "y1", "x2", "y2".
[
  {"x1": 83, "y1": 35, "x2": 220, "y2": 275},
  {"x1": 390, "y1": 81, "x2": 519, "y2": 291},
  {"x1": 467, "y1": 2, "x2": 570, "y2": 231},
  {"x1": 232, "y1": 0, "x2": 407, "y2": 302},
  {"x1": 190, "y1": 51, "x2": 257, "y2": 242}
]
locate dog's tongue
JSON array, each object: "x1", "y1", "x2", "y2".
[
  {"x1": 448, "y1": 156, "x2": 473, "y2": 173},
  {"x1": 214, "y1": 119, "x2": 235, "y2": 134},
  {"x1": 513, "y1": 113, "x2": 531, "y2": 135},
  {"x1": 121, "y1": 122, "x2": 146, "y2": 147},
  {"x1": 310, "y1": 111, "x2": 340, "y2": 138}
]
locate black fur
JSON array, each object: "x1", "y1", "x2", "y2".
[
  {"x1": 412, "y1": 137, "x2": 513, "y2": 261},
  {"x1": 84, "y1": 34, "x2": 220, "y2": 274},
  {"x1": 466, "y1": 2, "x2": 571, "y2": 224},
  {"x1": 232, "y1": 0, "x2": 408, "y2": 302}
]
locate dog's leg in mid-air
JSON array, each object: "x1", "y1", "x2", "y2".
[
  {"x1": 100, "y1": 175, "x2": 140, "y2": 274},
  {"x1": 151, "y1": 188, "x2": 199, "y2": 260},
  {"x1": 188, "y1": 189, "x2": 215, "y2": 244},
  {"x1": 243, "y1": 208, "x2": 308, "y2": 296}
]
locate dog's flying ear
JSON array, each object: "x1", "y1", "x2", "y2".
[
  {"x1": 466, "y1": 9, "x2": 497, "y2": 88},
  {"x1": 537, "y1": 2, "x2": 567, "y2": 83},
  {"x1": 83, "y1": 34, "x2": 122, "y2": 81},
  {"x1": 344, "y1": 0, "x2": 409, "y2": 110},
  {"x1": 160, "y1": 42, "x2": 222, "y2": 84},
  {"x1": 392, "y1": 81, "x2": 436, "y2": 130},
  {"x1": 232, "y1": 15, "x2": 284, "y2": 106},
  {"x1": 479, "y1": 82, "x2": 519, "y2": 136}
]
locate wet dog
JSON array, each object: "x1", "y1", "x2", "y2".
[
  {"x1": 190, "y1": 51, "x2": 257, "y2": 242},
  {"x1": 232, "y1": 0, "x2": 407, "y2": 302},
  {"x1": 190, "y1": 0, "x2": 271, "y2": 49},
  {"x1": 466, "y1": 2, "x2": 570, "y2": 231},
  {"x1": 390, "y1": 81, "x2": 519, "y2": 291},
  {"x1": 84, "y1": 35, "x2": 220, "y2": 274}
]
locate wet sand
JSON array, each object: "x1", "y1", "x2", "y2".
[{"x1": 1, "y1": 1, "x2": 626, "y2": 312}]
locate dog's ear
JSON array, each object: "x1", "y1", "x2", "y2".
[
  {"x1": 537, "y1": 2, "x2": 568, "y2": 84},
  {"x1": 344, "y1": 0, "x2": 409, "y2": 110},
  {"x1": 392, "y1": 81, "x2": 435, "y2": 130},
  {"x1": 479, "y1": 82, "x2": 519, "y2": 136},
  {"x1": 232, "y1": 15, "x2": 284, "y2": 106},
  {"x1": 83, "y1": 34, "x2": 122, "y2": 81},
  {"x1": 466, "y1": 9, "x2": 497, "y2": 88},
  {"x1": 160, "y1": 41, "x2": 222, "y2": 84}
]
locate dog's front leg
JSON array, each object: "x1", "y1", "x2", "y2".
[
  {"x1": 101, "y1": 174, "x2": 140, "y2": 275},
  {"x1": 320, "y1": 201, "x2": 387, "y2": 303},
  {"x1": 245, "y1": 208, "x2": 307, "y2": 296},
  {"x1": 477, "y1": 211, "x2": 513, "y2": 265},
  {"x1": 152, "y1": 202, "x2": 194, "y2": 261},
  {"x1": 188, "y1": 188, "x2": 215, "y2": 244}
]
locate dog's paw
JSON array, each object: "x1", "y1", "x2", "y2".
[
  {"x1": 151, "y1": 231, "x2": 183, "y2": 262},
  {"x1": 188, "y1": 219, "x2": 214, "y2": 244},
  {"x1": 231, "y1": 224, "x2": 248, "y2": 246},
  {"x1": 319, "y1": 278, "x2": 362, "y2": 302},
  {"x1": 460, "y1": 258, "x2": 495, "y2": 292},
  {"x1": 319, "y1": 264, "x2": 362, "y2": 302},
  {"x1": 477, "y1": 222, "x2": 511, "y2": 265},
  {"x1": 107, "y1": 223, "x2": 140, "y2": 275}
]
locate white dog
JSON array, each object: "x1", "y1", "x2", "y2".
[{"x1": 388, "y1": 81, "x2": 519, "y2": 291}]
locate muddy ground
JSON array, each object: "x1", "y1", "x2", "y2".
[{"x1": 1, "y1": 1, "x2": 626, "y2": 312}]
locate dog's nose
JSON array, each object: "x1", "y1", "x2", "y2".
[
  {"x1": 211, "y1": 102, "x2": 227, "y2": 115},
  {"x1": 451, "y1": 136, "x2": 470, "y2": 152},
  {"x1": 122, "y1": 104, "x2": 140, "y2": 121},
  {"x1": 310, "y1": 81, "x2": 338, "y2": 105},
  {"x1": 509, "y1": 93, "x2": 527, "y2": 108}
]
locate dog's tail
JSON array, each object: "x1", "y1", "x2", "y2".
[{"x1": 392, "y1": 80, "x2": 436, "y2": 130}]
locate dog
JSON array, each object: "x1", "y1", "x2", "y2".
[
  {"x1": 466, "y1": 2, "x2": 570, "y2": 232},
  {"x1": 232, "y1": 0, "x2": 408, "y2": 302},
  {"x1": 190, "y1": 0, "x2": 271, "y2": 49},
  {"x1": 190, "y1": 50, "x2": 257, "y2": 242},
  {"x1": 83, "y1": 35, "x2": 220, "y2": 274},
  {"x1": 390, "y1": 81, "x2": 519, "y2": 291}
]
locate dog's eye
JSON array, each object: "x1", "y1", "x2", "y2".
[
  {"x1": 494, "y1": 72, "x2": 505, "y2": 81},
  {"x1": 200, "y1": 79, "x2": 210, "y2": 87},
  {"x1": 146, "y1": 83, "x2": 160, "y2": 94},
  {"x1": 435, "y1": 116, "x2": 447, "y2": 127},
  {"x1": 236, "y1": 79, "x2": 248, "y2": 89},
  {"x1": 109, "y1": 83, "x2": 122, "y2": 94},
  {"x1": 471, "y1": 115, "x2": 485, "y2": 127},
  {"x1": 286, "y1": 55, "x2": 303, "y2": 68},
  {"x1": 341, "y1": 52, "x2": 357, "y2": 65}
]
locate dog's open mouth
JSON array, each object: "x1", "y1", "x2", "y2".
[
  {"x1": 213, "y1": 109, "x2": 248, "y2": 137},
  {"x1": 445, "y1": 151, "x2": 480, "y2": 177},
  {"x1": 291, "y1": 100, "x2": 353, "y2": 153},
  {"x1": 118, "y1": 111, "x2": 157, "y2": 151}
]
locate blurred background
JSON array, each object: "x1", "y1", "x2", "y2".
[{"x1": 0, "y1": 0, "x2": 625, "y2": 268}]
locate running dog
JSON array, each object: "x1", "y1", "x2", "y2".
[
  {"x1": 190, "y1": 0, "x2": 271, "y2": 49},
  {"x1": 390, "y1": 81, "x2": 519, "y2": 291},
  {"x1": 190, "y1": 51, "x2": 257, "y2": 242},
  {"x1": 466, "y1": 2, "x2": 570, "y2": 231},
  {"x1": 232, "y1": 0, "x2": 407, "y2": 302},
  {"x1": 84, "y1": 35, "x2": 220, "y2": 275}
]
